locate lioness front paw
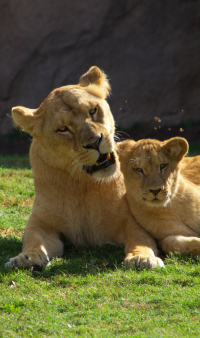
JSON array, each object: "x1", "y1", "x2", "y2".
[
  {"x1": 124, "y1": 254, "x2": 165, "y2": 269},
  {"x1": 5, "y1": 252, "x2": 50, "y2": 269}
]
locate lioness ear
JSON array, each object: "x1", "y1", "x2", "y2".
[
  {"x1": 12, "y1": 106, "x2": 44, "y2": 136},
  {"x1": 162, "y1": 137, "x2": 189, "y2": 161},
  {"x1": 78, "y1": 66, "x2": 111, "y2": 99}
]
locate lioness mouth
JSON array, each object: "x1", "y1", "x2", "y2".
[{"x1": 83, "y1": 152, "x2": 115, "y2": 174}]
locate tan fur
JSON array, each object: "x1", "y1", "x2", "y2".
[
  {"x1": 5, "y1": 66, "x2": 164, "y2": 269},
  {"x1": 118, "y1": 137, "x2": 200, "y2": 255},
  {"x1": 181, "y1": 155, "x2": 200, "y2": 185}
]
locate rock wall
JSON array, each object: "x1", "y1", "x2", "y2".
[{"x1": 1, "y1": 0, "x2": 200, "y2": 135}]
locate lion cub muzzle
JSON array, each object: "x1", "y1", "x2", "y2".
[
  {"x1": 149, "y1": 188, "x2": 162, "y2": 196},
  {"x1": 143, "y1": 186, "x2": 169, "y2": 205},
  {"x1": 143, "y1": 176, "x2": 168, "y2": 204}
]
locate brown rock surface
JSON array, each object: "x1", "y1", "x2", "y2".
[{"x1": 1, "y1": 0, "x2": 200, "y2": 135}]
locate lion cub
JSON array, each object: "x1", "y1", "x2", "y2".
[{"x1": 118, "y1": 137, "x2": 200, "y2": 255}]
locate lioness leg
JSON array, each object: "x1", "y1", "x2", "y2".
[
  {"x1": 5, "y1": 217, "x2": 64, "y2": 268},
  {"x1": 124, "y1": 221, "x2": 165, "y2": 268},
  {"x1": 159, "y1": 236, "x2": 200, "y2": 255}
]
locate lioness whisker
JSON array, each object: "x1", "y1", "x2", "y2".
[
  {"x1": 115, "y1": 131, "x2": 130, "y2": 141},
  {"x1": 68, "y1": 163, "x2": 83, "y2": 191},
  {"x1": 66, "y1": 152, "x2": 87, "y2": 169}
]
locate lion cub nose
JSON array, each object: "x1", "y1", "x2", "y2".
[
  {"x1": 83, "y1": 134, "x2": 102, "y2": 151},
  {"x1": 149, "y1": 188, "x2": 161, "y2": 196}
]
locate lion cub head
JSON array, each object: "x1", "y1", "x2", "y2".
[
  {"x1": 118, "y1": 137, "x2": 188, "y2": 207},
  {"x1": 12, "y1": 66, "x2": 118, "y2": 180}
]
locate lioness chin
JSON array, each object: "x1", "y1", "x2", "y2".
[
  {"x1": 118, "y1": 137, "x2": 200, "y2": 256},
  {"x1": 5, "y1": 66, "x2": 164, "y2": 269}
]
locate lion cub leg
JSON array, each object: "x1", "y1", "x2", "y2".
[
  {"x1": 124, "y1": 222, "x2": 165, "y2": 268},
  {"x1": 5, "y1": 218, "x2": 64, "y2": 268},
  {"x1": 159, "y1": 236, "x2": 200, "y2": 255}
]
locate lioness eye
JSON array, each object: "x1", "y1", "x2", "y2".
[
  {"x1": 89, "y1": 107, "x2": 97, "y2": 115},
  {"x1": 135, "y1": 168, "x2": 143, "y2": 173},
  {"x1": 57, "y1": 126, "x2": 69, "y2": 132},
  {"x1": 160, "y1": 163, "x2": 168, "y2": 170}
]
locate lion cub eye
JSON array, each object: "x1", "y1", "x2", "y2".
[
  {"x1": 89, "y1": 107, "x2": 97, "y2": 115},
  {"x1": 57, "y1": 126, "x2": 69, "y2": 132},
  {"x1": 135, "y1": 168, "x2": 144, "y2": 173},
  {"x1": 160, "y1": 163, "x2": 168, "y2": 170}
]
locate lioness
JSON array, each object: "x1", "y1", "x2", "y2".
[
  {"x1": 118, "y1": 137, "x2": 200, "y2": 255},
  {"x1": 5, "y1": 66, "x2": 164, "y2": 269}
]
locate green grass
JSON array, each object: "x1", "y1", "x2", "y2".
[{"x1": 1, "y1": 154, "x2": 200, "y2": 337}]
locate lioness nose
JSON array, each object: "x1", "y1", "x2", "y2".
[
  {"x1": 149, "y1": 188, "x2": 161, "y2": 196},
  {"x1": 83, "y1": 134, "x2": 102, "y2": 151}
]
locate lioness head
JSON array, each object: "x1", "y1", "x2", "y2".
[
  {"x1": 118, "y1": 137, "x2": 188, "y2": 207},
  {"x1": 12, "y1": 66, "x2": 118, "y2": 180}
]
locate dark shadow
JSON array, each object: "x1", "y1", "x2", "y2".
[
  {"x1": 2, "y1": 236, "x2": 199, "y2": 280},
  {"x1": 0, "y1": 129, "x2": 31, "y2": 156},
  {"x1": 0, "y1": 236, "x2": 22, "y2": 275},
  {"x1": 0, "y1": 236, "x2": 126, "y2": 278},
  {"x1": 0, "y1": 154, "x2": 31, "y2": 169},
  {"x1": 42, "y1": 245, "x2": 126, "y2": 278}
]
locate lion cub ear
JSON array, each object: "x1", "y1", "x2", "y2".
[
  {"x1": 162, "y1": 137, "x2": 189, "y2": 161},
  {"x1": 12, "y1": 106, "x2": 44, "y2": 137},
  {"x1": 116, "y1": 140, "x2": 136, "y2": 160},
  {"x1": 78, "y1": 66, "x2": 111, "y2": 99}
]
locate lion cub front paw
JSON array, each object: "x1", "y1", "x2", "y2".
[
  {"x1": 124, "y1": 254, "x2": 165, "y2": 269},
  {"x1": 5, "y1": 252, "x2": 50, "y2": 269}
]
